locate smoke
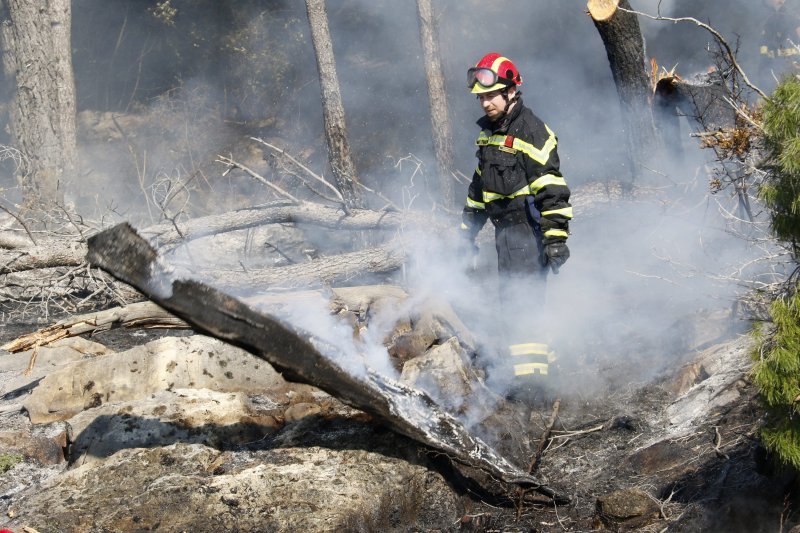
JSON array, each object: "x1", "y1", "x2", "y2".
[{"x1": 60, "y1": 1, "x2": 793, "y2": 422}]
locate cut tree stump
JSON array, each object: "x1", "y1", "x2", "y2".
[{"x1": 588, "y1": 0, "x2": 660, "y2": 180}]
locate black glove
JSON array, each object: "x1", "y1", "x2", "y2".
[{"x1": 544, "y1": 242, "x2": 569, "y2": 273}]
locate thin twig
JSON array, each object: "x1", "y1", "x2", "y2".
[
  {"x1": 215, "y1": 154, "x2": 300, "y2": 203},
  {"x1": 550, "y1": 424, "x2": 605, "y2": 439},
  {"x1": 0, "y1": 203, "x2": 37, "y2": 245},
  {"x1": 528, "y1": 398, "x2": 562, "y2": 474},
  {"x1": 713, "y1": 425, "x2": 730, "y2": 459},
  {"x1": 516, "y1": 398, "x2": 562, "y2": 520}
]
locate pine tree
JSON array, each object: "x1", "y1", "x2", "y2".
[
  {"x1": 760, "y1": 75, "x2": 800, "y2": 255},
  {"x1": 752, "y1": 293, "x2": 800, "y2": 468},
  {"x1": 754, "y1": 74, "x2": 800, "y2": 467}
]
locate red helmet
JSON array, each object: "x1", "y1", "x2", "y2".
[{"x1": 468, "y1": 53, "x2": 523, "y2": 94}]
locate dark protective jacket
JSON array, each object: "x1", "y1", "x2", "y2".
[{"x1": 461, "y1": 98, "x2": 572, "y2": 247}]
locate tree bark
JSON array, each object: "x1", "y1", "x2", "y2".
[
  {"x1": 416, "y1": 0, "x2": 455, "y2": 208},
  {"x1": 588, "y1": 0, "x2": 660, "y2": 182},
  {"x1": 0, "y1": 0, "x2": 77, "y2": 212},
  {"x1": 305, "y1": 0, "x2": 364, "y2": 209}
]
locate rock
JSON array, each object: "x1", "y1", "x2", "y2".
[
  {"x1": 623, "y1": 441, "x2": 695, "y2": 476},
  {"x1": 66, "y1": 388, "x2": 282, "y2": 465},
  {"x1": 1, "y1": 337, "x2": 112, "y2": 396},
  {"x1": 595, "y1": 488, "x2": 660, "y2": 529},
  {"x1": 283, "y1": 402, "x2": 322, "y2": 422},
  {"x1": 666, "y1": 336, "x2": 754, "y2": 432},
  {"x1": 400, "y1": 337, "x2": 474, "y2": 412},
  {"x1": 388, "y1": 298, "x2": 478, "y2": 363},
  {"x1": 389, "y1": 328, "x2": 437, "y2": 363},
  {"x1": 24, "y1": 335, "x2": 286, "y2": 423},
  {"x1": 0, "y1": 431, "x2": 65, "y2": 465},
  {"x1": 4, "y1": 442, "x2": 461, "y2": 532},
  {"x1": 664, "y1": 361, "x2": 710, "y2": 397}
]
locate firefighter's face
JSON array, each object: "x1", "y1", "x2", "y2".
[{"x1": 478, "y1": 87, "x2": 514, "y2": 120}]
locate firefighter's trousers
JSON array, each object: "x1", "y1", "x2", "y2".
[{"x1": 492, "y1": 214, "x2": 554, "y2": 397}]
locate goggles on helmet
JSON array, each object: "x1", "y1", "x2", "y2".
[{"x1": 467, "y1": 67, "x2": 511, "y2": 90}]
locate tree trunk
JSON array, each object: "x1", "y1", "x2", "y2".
[
  {"x1": 0, "y1": 0, "x2": 77, "y2": 213},
  {"x1": 305, "y1": 0, "x2": 364, "y2": 210},
  {"x1": 588, "y1": 0, "x2": 660, "y2": 183},
  {"x1": 416, "y1": 0, "x2": 455, "y2": 208}
]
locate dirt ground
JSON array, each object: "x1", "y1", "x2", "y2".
[{"x1": 1, "y1": 306, "x2": 798, "y2": 532}]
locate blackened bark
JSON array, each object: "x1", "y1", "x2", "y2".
[
  {"x1": 305, "y1": 0, "x2": 364, "y2": 210},
  {"x1": 417, "y1": 0, "x2": 455, "y2": 208},
  {"x1": 588, "y1": 0, "x2": 660, "y2": 181},
  {"x1": 0, "y1": 0, "x2": 77, "y2": 212}
]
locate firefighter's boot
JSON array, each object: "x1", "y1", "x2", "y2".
[{"x1": 506, "y1": 342, "x2": 558, "y2": 406}]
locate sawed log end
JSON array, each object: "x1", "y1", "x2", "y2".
[{"x1": 587, "y1": 0, "x2": 620, "y2": 22}]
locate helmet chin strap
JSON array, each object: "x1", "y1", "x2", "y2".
[{"x1": 496, "y1": 88, "x2": 521, "y2": 121}]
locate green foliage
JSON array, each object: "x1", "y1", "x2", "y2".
[
  {"x1": 0, "y1": 452, "x2": 23, "y2": 474},
  {"x1": 760, "y1": 75, "x2": 800, "y2": 250},
  {"x1": 752, "y1": 290, "x2": 800, "y2": 468}
]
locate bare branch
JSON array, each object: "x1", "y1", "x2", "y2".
[
  {"x1": 215, "y1": 154, "x2": 301, "y2": 203},
  {"x1": 250, "y1": 137, "x2": 344, "y2": 202},
  {"x1": 618, "y1": 6, "x2": 768, "y2": 100}
]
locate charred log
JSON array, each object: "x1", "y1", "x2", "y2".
[{"x1": 86, "y1": 222, "x2": 567, "y2": 500}]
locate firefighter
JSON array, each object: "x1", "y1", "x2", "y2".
[
  {"x1": 758, "y1": 0, "x2": 800, "y2": 89},
  {"x1": 460, "y1": 52, "x2": 572, "y2": 401}
]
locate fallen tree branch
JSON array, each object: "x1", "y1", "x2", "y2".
[
  {"x1": 199, "y1": 237, "x2": 407, "y2": 291},
  {"x1": 550, "y1": 423, "x2": 606, "y2": 439},
  {"x1": 1, "y1": 237, "x2": 86, "y2": 273},
  {"x1": 2, "y1": 284, "x2": 409, "y2": 353},
  {"x1": 0, "y1": 201, "x2": 409, "y2": 272},
  {"x1": 144, "y1": 200, "x2": 406, "y2": 249},
  {"x1": 1, "y1": 300, "x2": 186, "y2": 353}
]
